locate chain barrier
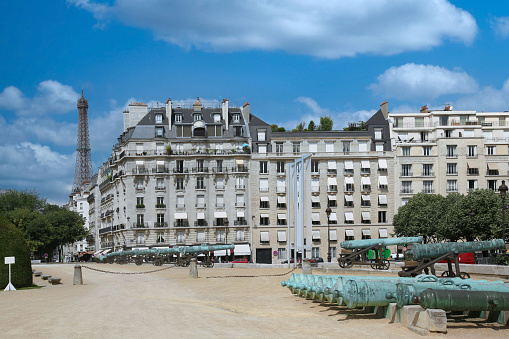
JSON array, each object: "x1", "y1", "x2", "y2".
[
  {"x1": 81, "y1": 265, "x2": 172, "y2": 275},
  {"x1": 206, "y1": 266, "x2": 298, "y2": 279}
]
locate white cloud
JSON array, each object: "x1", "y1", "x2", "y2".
[
  {"x1": 0, "y1": 86, "x2": 27, "y2": 110},
  {"x1": 69, "y1": 0, "x2": 477, "y2": 59},
  {"x1": 492, "y1": 17, "x2": 509, "y2": 39},
  {"x1": 454, "y1": 78, "x2": 509, "y2": 112},
  {"x1": 0, "y1": 143, "x2": 75, "y2": 205},
  {"x1": 282, "y1": 96, "x2": 375, "y2": 130},
  {"x1": 369, "y1": 63, "x2": 478, "y2": 100}
]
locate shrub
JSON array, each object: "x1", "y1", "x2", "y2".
[
  {"x1": 0, "y1": 217, "x2": 33, "y2": 288},
  {"x1": 495, "y1": 254, "x2": 509, "y2": 266}
]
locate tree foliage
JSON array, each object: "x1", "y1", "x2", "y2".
[
  {"x1": 394, "y1": 190, "x2": 504, "y2": 243},
  {"x1": 0, "y1": 217, "x2": 33, "y2": 288},
  {"x1": 318, "y1": 116, "x2": 333, "y2": 131},
  {"x1": 307, "y1": 120, "x2": 316, "y2": 131},
  {"x1": 0, "y1": 190, "x2": 88, "y2": 259},
  {"x1": 292, "y1": 122, "x2": 305, "y2": 132},
  {"x1": 270, "y1": 124, "x2": 285, "y2": 132}
]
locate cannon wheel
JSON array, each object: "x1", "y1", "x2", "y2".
[
  {"x1": 459, "y1": 272, "x2": 470, "y2": 279},
  {"x1": 153, "y1": 258, "x2": 163, "y2": 266},
  {"x1": 441, "y1": 271, "x2": 455, "y2": 277},
  {"x1": 134, "y1": 258, "x2": 143, "y2": 266},
  {"x1": 379, "y1": 260, "x2": 390, "y2": 270},
  {"x1": 117, "y1": 257, "x2": 126, "y2": 265},
  {"x1": 339, "y1": 258, "x2": 353, "y2": 268}
]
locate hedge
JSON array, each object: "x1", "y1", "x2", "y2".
[{"x1": 0, "y1": 217, "x2": 33, "y2": 288}]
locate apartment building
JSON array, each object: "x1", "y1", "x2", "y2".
[{"x1": 389, "y1": 105, "x2": 509, "y2": 208}]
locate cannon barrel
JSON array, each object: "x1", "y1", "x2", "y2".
[
  {"x1": 416, "y1": 288, "x2": 509, "y2": 312},
  {"x1": 179, "y1": 243, "x2": 234, "y2": 254},
  {"x1": 396, "y1": 279, "x2": 509, "y2": 308},
  {"x1": 340, "y1": 236, "x2": 422, "y2": 249},
  {"x1": 406, "y1": 239, "x2": 505, "y2": 260}
]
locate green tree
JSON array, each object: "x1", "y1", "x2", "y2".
[
  {"x1": 0, "y1": 217, "x2": 33, "y2": 289},
  {"x1": 292, "y1": 122, "x2": 305, "y2": 132},
  {"x1": 0, "y1": 189, "x2": 46, "y2": 214},
  {"x1": 318, "y1": 116, "x2": 333, "y2": 131},
  {"x1": 307, "y1": 120, "x2": 316, "y2": 131},
  {"x1": 270, "y1": 124, "x2": 285, "y2": 132},
  {"x1": 393, "y1": 193, "x2": 444, "y2": 243}
]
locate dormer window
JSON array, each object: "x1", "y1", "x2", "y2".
[
  {"x1": 155, "y1": 114, "x2": 163, "y2": 124},
  {"x1": 194, "y1": 114, "x2": 202, "y2": 121},
  {"x1": 155, "y1": 127, "x2": 164, "y2": 137},
  {"x1": 214, "y1": 113, "x2": 221, "y2": 122},
  {"x1": 175, "y1": 114, "x2": 182, "y2": 122},
  {"x1": 233, "y1": 114, "x2": 240, "y2": 122}
]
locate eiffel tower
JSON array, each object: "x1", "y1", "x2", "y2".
[{"x1": 72, "y1": 90, "x2": 93, "y2": 192}]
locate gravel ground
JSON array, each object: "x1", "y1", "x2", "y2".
[{"x1": 1, "y1": 263, "x2": 508, "y2": 338}]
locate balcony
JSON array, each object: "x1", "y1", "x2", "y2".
[
  {"x1": 195, "y1": 185, "x2": 206, "y2": 190},
  {"x1": 311, "y1": 187, "x2": 320, "y2": 193},
  {"x1": 132, "y1": 222, "x2": 149, "y2": 229},
  {"x1": 231, "y1": 166, "x2": 249, "y2": 173},
  {"x1": 328, "y1": 186, "x2": 338, "y2": 193},
  {"x1": 174, "y1": 221, "x2": 189, "y2": 227},
  {"x1": 173, "y1": 168, "x2": 189, "y2": 174},
  {"x1": 136, "y1": 204, "x2": 145, "y2": 209},
  {"x1": 234, "y1": 220, "x2": 248, "y2": 226},
  {"x1": 422, "y1": 189, "x2": 435, "y2": 194},
  {"x1": 235, "y1": 185, "x2": 245, "y2": 190},
  {"x1": 212, "y1": 167, "x2": 228, "y2": 174},
  {"x1": 467, "y1": 168, "x2": 479, "y2": 175},
  {"x1": 155, "y1": 204, "x2": 166, "y2": 209},
  {"x1": 154, "y1": 222, "x2": 169, "y2": 228},
  {"x1": 132, "y1": 167, "x2": 149, "y2": 175},
  {"x1": 194, "y1": 220, "x2": 208, "y2": 226},
  {"x1": 192, "y1": 167, "x2": 209, "y2": 173},
  {"x1": 195, "y1": 203, "x2": 207, "y2": 208},
  {"x1": 155, "y1": 186, "x2": 166, "y2": 191},
  {"x1": 327, "y1": 169, "x2": 337, "y2": 175},
  {"x1": 277, "y1": 187, "x2": 286, "y2": 193},
  {"x1": 152, "y1": 168, "x2": 169, "y2": 174},
  {"x1": 401, "y1": 188, "x2": 413, "y2": 194},
  {"x1": 176, "y1": 204, "x2": 185, "y2": 209},
  {"x1": 215, "y1": 203, "x2": 225, "y2": 208},
  {"x1": 98, "y1": 226, "x2": 112, "y2": 235},
  {"x1": 235, "y1": 202, "x2": 245, "y2": 207}
]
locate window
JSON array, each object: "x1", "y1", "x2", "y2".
[
  {"x1": 309, "y1": 142, "x2": 317, "y2": 153},
  {"x1": 216, "y1": 194, "x2": 224, "y2": 208},
  {"x1": 175, "y1": 114, "x2": 182, "y2": 122},
  {"x1": 235, "y1": 177, "x2": 245, "y2": 189},
  {"x1": 358, "y1": 141, "x2": 368, "y2": 152},
  {"x1": 277, "y1": 161, "x2": 285, "y2": 174},
  {"x1": 312, "y1": 213, "x2": 321, "y2": 225},
  {"x1": 325, "y1": 142, "x2": 334, "y2": 152},
  {"x1": 311, "y1": 178, "x2": 320, "y2": 193},
  {"x1": 345, "y1": 229, "x2": 354, "y2": 239},
  {"x1": 468, "y1": 180, "x2": 477, "y2": 192},
  {"x1": 361, "y1": 177, "x2": 371, "y2": 192},
  {"x1": 420, "y1": 131, "x2": 428, "y2": 141},
  {"x1": 328, "y1": 195, "x2": 337, "y2": 207},
  {"x1": 276, "y1": 142, "x2": 284, "y2": 154},
  {"x1": 401, "y1": 198, "x2": 409, "y2": 206},
  {"x1": 194, "y1": 114, "x2": 202, "y2": 121},
  {"x1": 259, "y1": 161, "x2": 268, "y2": 174},
  {"x1": 213, "y1": 113, "x2": 221, "y2": 122},
  {"x1": 176, "y1": 195, "x2": 185, "y2": 209},
  {"x1": 277, "y1": 248, "x2": 287, "y2": 260},
  {"x1": 260, "y1": 215, "x2": 269, "y2": 226},
  {"x1": 216, "y1": 230, "x2": 225, "y2": 242},
  {"x1": 376, "y1": 143, "x2": 384, "y2": 152},
  {"x1": 196, "y1": 159, "x2": 204, "y2": 172},
  {"x1": 402, "y1": 147, "x2": 410, "y2": 156},
  {"x1": 374, "y1": 129, "x2": 383, "y2": 140},
  {"x1": 156, "y1": 196, "x2": 165, "y2": 206},
  {"x1": 293, "y1": 142, "x2": 300, "y2": 154},
  {"x1": 488, "y1": 180, "x2": 497, "y2": 191},
  {"x1": 177, "y1": 231, "x2": 185, "y2": 243},
  {"x1": 361, "y1": 160, "x2": 370, "y2": 174},
  {"x1": 445, "y1": 130, "x2": 453, "y2": 138},
  {"x1": 136, "y1": 197, "x2": 144, "y2": 207},
  {"x1": 487, "y1": 166, "x2": 499, "y2": 176},
  {"x1": 233, "y1": 113, "x2": 240, "y2": 122},
  {"x1": 446, "y1": 145, "x2": 457, "y2": 158},
  {"x1": 362, "y1": 229, "x2": 371, "y2": 240},
  {"x1": 136, "y1": 232, "x2": 145, "y2": 244},
  {"x1": 422, "y1": 146, "x2": 432, "y2": 156},
  {"x1": 468, "y1": 145, "x2": 477, "y2": 157},
  {"x1": 423, "y1": 181, "x2": 434, "y2": 193},
  {"x1": 277, "y1": 178, "x2": 286, "y2": 193},
  {"x1": 277, "y1": 214, "x2": 287, "y2": 225},
  {"x1": 235, "y1": 194, "x2": 244, "y2": 207},
  {"x1": 378, "y1": 194, "x2": 388, "y2": 206},
  {"x1": 344, "y1": 195, "x2": 354, "y2": 207},
  {"x1": 234, "y1": 126, "x2": 243, "y2": 137},
  {"x1": 196, "y1": 177, "x2": 205, "y2": 189},
  {"x1": 401, "y1": 181, "x2": 412, "y2": 193},
  {"x1": 277, "y1": 196, "x2": 287, "y2": 209},
  {"x1": 176, "y1": 177, "x2": 184, "y2": 190},
  {"x1": 311, "y1": 196, "x2": 320, "y2": 208},
  {"x1": 156, "y1": 214, "x2": 165, "y2": 225},
  {"x1": 422, "y1": 164, "x2": 433, "y2": 176},
  {"x1": 361, "y1": 194, "x2": 370, "y2": 206},
  {"x1": 361, "y1": 212, "x2": 371, "y2": 224},
  {"x1": 259, "y1": 178, "x2": 269, "y2": 191},
  {"x1": 344, "y1": 213, "x2": 354, "y2": 224},
  {"x1": 155, "y1": 114, "x2": 163, "y2": 123},
  {"x1": 468, "y1": 167, "x2": 479, "y2": 175},
  {"x1": 447, "y1": 180, "x2": 458, "y2": 192},
  {"x1": 196, "y1": 195, "x2": 205, "y2": 208},
  {"x1": 311, "y1": 160, "x2": 319, "y2": 173},
  {"x1": 342, "y1": 141, "x2": 350, "y2": 152},
  {"x1": 378, "y1": 211, "x2": 387, "y2": 223},
  {"x1": 260, "y1": 197, "x2": 269, "y2": 209},
  {"x1": 216, "y1": 159, "x2": 223, "y2": 172},
  {"x1": 312, "y1": 247, "x2": 320, "y2": 258},
  {"x1": 447, "y1": 163, "x2": 457, "y2": 175},
  {"x1": 401, "y1": 164, "x2": 412, "y2": 176},
  {"x1": 257, "y1": 129, "x2": 266, "y2": 141},
  {"x1": 137, "y1": 214, "x2": 144, "y2": 226},
  {"x1": 344, "y1": 160, "x2": 354, "y2": 174},
  {"x1": 235, "y1": 230, "x2": 245, "y2": 241},
  {"x1": 487, "y1": 146, "x2": 495, "y2": 155},
  {"x1": 330, "y1": 247, "x2": 337, "y2": 258}
]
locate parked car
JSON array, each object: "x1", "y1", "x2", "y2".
[
  {"x1": 282, "y1": 258, "x2": 302, "y2": 264},
  {"x1": 231, "y1": 258, "x2": 248, "y2": 263},
  {"x1": 310, "y1": 257, "x2": 324, "y2": 263}
]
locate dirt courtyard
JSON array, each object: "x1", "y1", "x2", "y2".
[{"x1": 1, "y1": 263, "x2": 508, "y2": 338}]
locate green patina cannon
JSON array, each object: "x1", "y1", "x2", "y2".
[
  {"x1": 415, "y1": 288, "x2": 509, "y2": 312},
  {"x1": 174, "y1": 243, "x2": 234, "y2": 267},
  {"x1": 338, "y1": 236, "x2": 422, "y2": 270},
  {"x1": 395, "y1": 279, "x2": 509, "y2": 308},
  {"x1": 399, "y1": 239, "x2": 505, "y2": 278}
]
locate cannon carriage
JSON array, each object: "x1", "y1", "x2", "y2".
[{"x1": 338, "y1": 236, "x2": 422, "y2": 270}]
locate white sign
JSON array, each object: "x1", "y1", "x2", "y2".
[{"x1": 4, "y1": 257, "x2": 15, "y2": 264}]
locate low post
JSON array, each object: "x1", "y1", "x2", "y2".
[
  {"x1": 302, "y1": 258, "x2": 312, "y2": 275},
  {"x1": 73, "y1": 265, "x2": 83, "y2": 285},
  {"x1": 4, "y1": 256, "x2": 16, "y2": 291},
  {"x1": 189, "y1": 258, "x2": 198, "y2": 278}
]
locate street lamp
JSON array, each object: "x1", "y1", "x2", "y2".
[
  {"x1": 499, "y1": 180, "x2": 508, "y2": 245},
  {"x1": 325, "y1": 206, "x2": 332, "y2": 262}
]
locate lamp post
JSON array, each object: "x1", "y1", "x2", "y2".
[
  {"x1": 325, "y1": 206, "x2": 332, "y2": 262},
  {"x1": 499, "y1": 180, "x2": 508, "y2": 246}
]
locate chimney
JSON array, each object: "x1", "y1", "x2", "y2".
[
  {"x1": 380, "y1": 101, "x2": 389, "y2": 119},
  {"x1": 420, "y1": 105, "x2": 428, "y2": 113},
  {"x1": 128, "y1": 102, "x2": 148, "y2": 127},
  {"x1": 193, "y1": 97, "x2": 202, "y2": 111},
  {"x1": 222, "y1": 98, "x2": 229, "y2": 130},
  {"x1": 445, "y1": 105, "x2": 453, "y2": 111},
  {"x1": 165, "y1": 98, "x2": 172, "y2": 131},
  {"x1": 243, "y1": 102, "x2": 250, "y2": 119},
  {"x1": 123, "y1": 109, "x2": 130, "y2": 131}
]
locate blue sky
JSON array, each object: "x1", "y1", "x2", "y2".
[{"x1": 1, "y1": 0, "x2": 509, "y2": 204}]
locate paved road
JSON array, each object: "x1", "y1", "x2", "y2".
[{"x1": 1, "y1": 263, "x2": 507, "y2": 338}]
